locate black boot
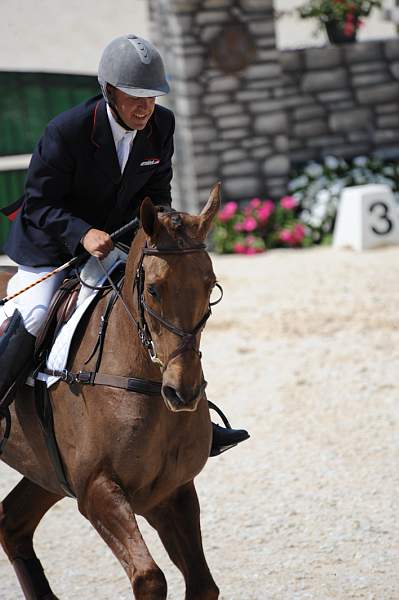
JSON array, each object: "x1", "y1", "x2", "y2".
[
  {"x1": 0, "y1": 310, "x2": 35, "y2": 450},
  {"x1": 209, "y1": 401, "x2": 250, "y2": 457}
]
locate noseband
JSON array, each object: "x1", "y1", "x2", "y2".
[{"x1": 134, "y1": 242, "x2": 223, "y2": 371}]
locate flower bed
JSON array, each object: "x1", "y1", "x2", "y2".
[{"x1": 211, "y1": 196, "x2": 311, "y2": 255}]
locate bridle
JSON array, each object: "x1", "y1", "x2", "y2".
[{"x1": 133, "y1": 242, "x2": 223, "y2": 371}]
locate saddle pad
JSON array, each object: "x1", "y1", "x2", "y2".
[{"x1": 36, "y1": 249, "x2": 126, "y2": 388}]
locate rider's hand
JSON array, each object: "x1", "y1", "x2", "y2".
[{"x1": 81, "y1": 228, "x2": 113, "y2": 259}]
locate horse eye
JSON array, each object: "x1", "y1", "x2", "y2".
[{"x1": 147, "y1": 284, "x2": 159, "y2": 299}]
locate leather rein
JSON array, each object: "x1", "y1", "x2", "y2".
[{"x1": 41, "y1": 241, "x2": 223, "y2": 395}]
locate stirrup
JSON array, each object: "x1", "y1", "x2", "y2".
[
  {"x1": 0, "y1": 407, "x2": 11, "y2": 455},
  {"x1": 208, "y1": 401, "x2": 250, "y2": 457},
  {"x1": 208, "y1": 400, "x2": 231, "y2": 429}
]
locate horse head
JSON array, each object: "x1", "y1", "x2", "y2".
[{"x1": 126, "y1": 183, "x2": 221, "y2": 413}]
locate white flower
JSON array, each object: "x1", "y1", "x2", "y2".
[
  {"x1": 288, "y1": 175, "x2": 309, "y2": 190},
  {"x1": 324, "y1": 156, "x2": 339, "y2": 170},
  {"x1": 353, "y1": 156, "x2": 368, "y2": 167},
  {"x1": 352, "y1": 169, "x2": 367, "y2": 184},
  {"x1": 330, "y1": 182, "x2": 344, "y2": 195},
  {"x1": 375, "y1": 175, "x2": 395, "y2": 187},
  {"x1": 308, "y1": 214, "x2": 323, "y2": 227},
  {"x1": 313, "y1": 204, "x2": 327, "y2": 219},
  {"x1": 304, "y1": 162, "x2": 324, "y2": 178},
  {"x1": 316, "y1": 189, "x2": 331, "y2": 204},
  {"x1": 383, "y1": 166, "x2": 395, "y2": 176}
]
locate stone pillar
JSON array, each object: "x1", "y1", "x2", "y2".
[{"x1": 149, "y1": 0, "x2": 289, "y2": 211}]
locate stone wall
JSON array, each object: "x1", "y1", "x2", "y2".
[
  {"x1": 281, "y1": 40, "x2": 399, "y2": 166},
  {"x1": 149, "y1": 0, "x2": 289, "y2": 211},
  {"x1": 149, "y1": 2, "x2": 399, "y2": 211}
]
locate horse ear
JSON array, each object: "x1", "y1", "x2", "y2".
[
  {"x1": 140, "y1": 197, "x2": 159, "y2": 238},
  {"x1": 198, "y1": 182, "x2": 221, "y2": 238}
]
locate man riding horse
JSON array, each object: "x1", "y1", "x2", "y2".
[{"x1": 0, "y1": 34, "x2": 248, "y2": 456}]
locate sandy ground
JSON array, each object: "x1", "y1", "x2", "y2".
[{"x1": 1, "y1": 245, "x2": 399, "y2": 599}]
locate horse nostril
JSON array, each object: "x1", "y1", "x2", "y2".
[{"x1": 162, "y1": 385, "x2": 184, "y2": 408}]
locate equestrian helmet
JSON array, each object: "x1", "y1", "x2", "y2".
[{"x1": 98, "y1": 34, "x2": 169, "y2": 99}]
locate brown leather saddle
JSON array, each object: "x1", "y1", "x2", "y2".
[{"x1": 34, "y1": 276, "x2": 81, "y2": 361}]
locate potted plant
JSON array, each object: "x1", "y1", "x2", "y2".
[{"x1": 298, "y1": 0, "x2": 382, "y2": 43}]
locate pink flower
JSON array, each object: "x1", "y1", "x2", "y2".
[
  {"x1": 218, "y1": 211, "x2": 231, "y2": 222},
  {"x1": 343, "y1": 21, "x2": 355, "y2": 36},
  {"x1": 234, "y1": 222, "x2": 244, "y2": 232},
  {"x1": 233, "y1": 243, "x2": 247, "y2": 254},
  {"x1": 250, "y1": 198, "x2": 262, "y2": 208},
  {"x1": 258, "y1": 200, "x2": 274, "y2": 222},
  {"x1": 242, "y1": 216, "x2": 257, "y2": 232},
  {"x1": 224, "y1": 201, "x2": 238, "y2": 215},
  {"x1": 280, "y1": 196, "x2": 298, "y2": 210},
  {"x1": 245, "y1": 247, "x2": 257, "y2": 255},
  {"x1": 279, "y1": 224, "x2": 306, "y2": 246},
  {"x1": 279, "y1": 229, "x2": 293, "y2": 244},
  {"x1": 245, "y1": 235, "x2": 256, "y2": 245},
  {"x1": 218, "y1": 201, "x2": 237, "y2": 221},
  {"x1": 291, "y1": 223, "x2": 305, "y2": 244}
]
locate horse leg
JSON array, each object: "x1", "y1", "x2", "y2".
[
  {"x1": 0, "y1": 477, "x2": 63, "y2": 600},
  {"x1": 146, "y1": 481, "x2": 219, "y2": 600},
  {"x1": 78, "y1": 474, "x2": 167, "y2": 599}
]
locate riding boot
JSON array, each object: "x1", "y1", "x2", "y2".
[
  {"x1": 0, "y1": 309, "x2": 36, "y2": 411},
  {"x1": 209, "y1": 401, "x2": 250, "y2": 457}
]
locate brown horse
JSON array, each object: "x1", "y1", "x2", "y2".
[{"x1": 0, "y1": 185, "x2": 222, "y2": 600}]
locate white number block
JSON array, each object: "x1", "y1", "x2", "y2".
[{"x1": 333, "y1": 184, "x2": 399, "y2": 251}]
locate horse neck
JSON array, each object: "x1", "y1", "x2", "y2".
[{"x1": 123, "y1": 227, "x2": 146, "y2": 294}]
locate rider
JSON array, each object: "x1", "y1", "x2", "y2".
[{"x1": 0, "y1": 34, "x2": 249, "y2": 456}]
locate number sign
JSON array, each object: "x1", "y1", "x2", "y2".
[{"x1": 333, "y1": 184, "x2": 399, "y2": 251}]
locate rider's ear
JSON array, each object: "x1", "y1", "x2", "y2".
[
  {"x1": 140, "y1": 197, "x2": 159, "y2": 238},
  {"x1": 198, "y1": 182, "x2": 221, "y2": 239}
]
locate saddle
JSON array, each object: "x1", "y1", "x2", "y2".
[{"x1": 35, "y1": 276, "x2": 81, "y2": 361}]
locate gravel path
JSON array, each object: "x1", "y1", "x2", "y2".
[{"x1": 1, "y1": 246, "x2": 398, "y2": 599}]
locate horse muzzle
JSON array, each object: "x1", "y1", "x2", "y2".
[{"x1": 161, "y1": 379, "x2": 207, "y2": 413}]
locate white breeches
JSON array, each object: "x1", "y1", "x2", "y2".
[
  {"x1": 2, "y1": 266, "x2": 65, "y2": 336},
  {"x1": 1, "y1": 250, "x2": 127, "y2": 337}
]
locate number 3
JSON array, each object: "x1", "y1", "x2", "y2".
[{"x1": 369, "y1": 201, "x2": 393, "y2": 235}]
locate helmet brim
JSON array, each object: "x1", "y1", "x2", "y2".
[{"x1": 116, "y1": 84, "x2": 169, "y2": 98}]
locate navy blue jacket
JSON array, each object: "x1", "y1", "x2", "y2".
[{"x1": 5, "y1": 95, "x2": 175, "y2": 267}]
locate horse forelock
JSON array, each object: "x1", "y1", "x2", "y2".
[{"x1": 157, "y1": 210, "x2": 204, "y2": 249}]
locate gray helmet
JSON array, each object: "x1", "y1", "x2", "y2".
[{"x1": 98, "y1": 34, "x2": 170, "y2": 99}]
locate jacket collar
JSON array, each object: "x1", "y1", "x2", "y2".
[
  {"x1": 91, "y1": 99, "x2": 121, "y2": 184},
  {"x1": 106, "y1": 103, "x2": 137, "y2": 149}
]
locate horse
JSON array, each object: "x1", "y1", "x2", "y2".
[{"x1": 0, "y1": 184, "x2": 222, "y2": 600}]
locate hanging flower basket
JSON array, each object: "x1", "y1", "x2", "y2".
[
  {"x1": 298, "y1": 0, "x2": 382, "y2": 44},
  {"x1": 325, "y1": 19, "x2": 357, "y2": 43}
]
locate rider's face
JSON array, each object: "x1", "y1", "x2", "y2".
[{"x1": 108, "y1": 85, "x2": 156, "y2": 130}]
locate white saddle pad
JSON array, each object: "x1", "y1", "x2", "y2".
[{"x1": 36, "y1": 248, "x2": 126, "y2": 388}]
